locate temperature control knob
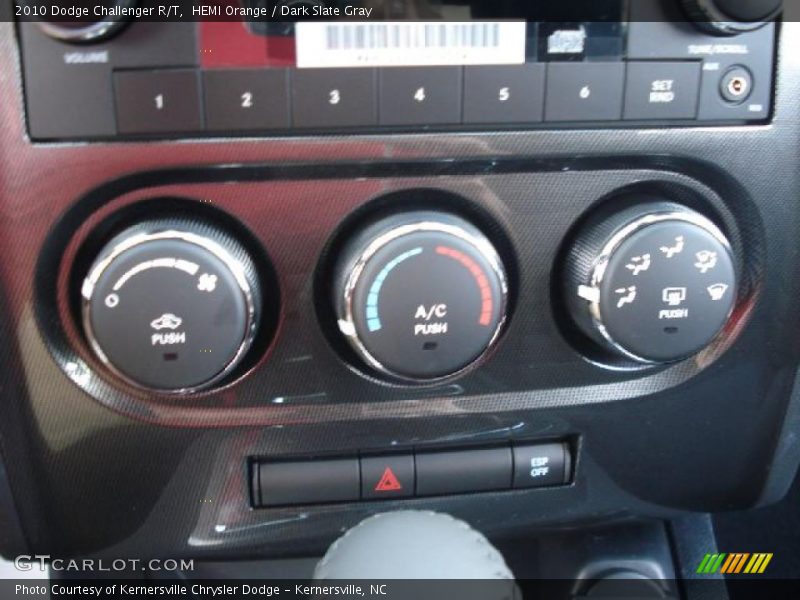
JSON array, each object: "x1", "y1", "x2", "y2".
[
  {"x1": 81, "y1": 219, "x2": 261, "y2": 393},
  {"x1": 334, "y1": 211, "x2": 508, "y2": 382},
  {"x1": 564, "y1": 202, "x2": 736, "y2": 363}
]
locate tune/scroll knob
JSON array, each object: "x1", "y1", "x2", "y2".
[
  {"x1": 564, "y1": 202, "x2": 736, "y2": 364},
  {"x1": 681, "y1": 0, "x2": 781, "y2": 35},
  {"x1": 333, "y1": 211, "x2": 508, "y2": 382},
  {"x1": 81, "y1": 219, "x2": 262, "y2": 393}
]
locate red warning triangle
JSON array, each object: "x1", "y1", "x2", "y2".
[{"x1": 374, "y1": 467, "x2": 403, "y2": 492}]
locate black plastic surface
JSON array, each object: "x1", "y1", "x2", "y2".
[
  {"x1": 416, "y1": 447, "x2": 512, "y2": 496},
  {"x1": 257, "y1": 458, "x2": 360, "y2": 507}
]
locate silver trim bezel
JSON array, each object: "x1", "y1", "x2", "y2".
[
  {"x1": 37, "y1": 15, "x2": 131, "y2": 43},
  {"x1": 337, "y1": 220, "x2": 509, "y2": 384},
  {"x1": 81, "y1": 229, "x2": 258, "y2": 395},
  {"x1": 580, "y1": 211, "x2": 735, "y2": 364}
]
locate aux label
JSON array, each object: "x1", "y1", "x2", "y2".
[{"x1": 414, "y1": 304, "x2": 448, "y2": 336}]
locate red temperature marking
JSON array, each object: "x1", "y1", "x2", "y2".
[{"x1": 436, "y1": 246, "x2": 493, "y2": 325}]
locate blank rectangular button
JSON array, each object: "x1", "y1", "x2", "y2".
[
  {"x1": 416, "y1": 448, "x2": 512, "y2": 496},
  {"x1": 114, "y1": 69, "x2": 202, "y2": 134},
  {"x1": 203, "y1": 69, "x2": 290, "y2": 131},
  {"x1": 257, "y1": 459, "x2": 360, "y2": 507}
]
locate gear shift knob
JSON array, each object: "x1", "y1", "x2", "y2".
[{"x1": 314, "y1": 511, "x2": 516, "y2": 584}]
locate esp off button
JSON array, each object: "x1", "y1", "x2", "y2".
[
  {"x1": 512, "y1": 443, "x2": 571, "y2": 489},
  {"x1": 333, "y1": 211, "x2": 508, "y2": 382},
  {"x1": 81, "y1": 219, "x2": 262, "y2": 393}
]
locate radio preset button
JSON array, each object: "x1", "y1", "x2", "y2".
[
  {"x1": 114, "y1": 69, "x2": 203, "y2": 134},
  {"x1": 291, "y1": 68, "x2": 377, "y2": 128},
  {"x1": 378, "y1": 67, "x2": 462, "y2": 126},
  {"x1": 544, "y1": 62, "x2": 625, "y2": 122},
  {"x1": 203, "y1": 68, "x2": 290, "y2": 131},
  {"x1": 624, "y1": 61, "x2": 702, "y2": 120},
  {"x1": 463, "y1": 64, "x2": 545, "y2": 124}
]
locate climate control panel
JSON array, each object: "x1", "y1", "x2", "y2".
[{"x1": 75, "y1": 194, "x2": 743, "y2": 393}]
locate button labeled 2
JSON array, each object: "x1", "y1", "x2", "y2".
[{"x1": 203, "y1": 69, "x2": 290, "y2": 131}]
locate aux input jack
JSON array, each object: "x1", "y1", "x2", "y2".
[{"x1": 719, "y1": 66, "x2": 754, "y2": 104}]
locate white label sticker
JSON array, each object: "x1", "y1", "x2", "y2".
[{"x1": 295, "y1": 21, "x2": 527, "y2": 68}]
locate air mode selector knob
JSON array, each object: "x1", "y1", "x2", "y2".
[
  {"x1": 81, "y1": 219, "x2": 262, "y2": 393},
  {"x1": 564, "y1": 202, "x2": 736, "y2": 363},
  {"x1": 334, "y1": 211, "x2": 508, "y2": 382}
]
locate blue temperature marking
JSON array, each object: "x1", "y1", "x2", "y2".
[{"x1": 366, "y1": 247, "x2": 423, "y2": 332}]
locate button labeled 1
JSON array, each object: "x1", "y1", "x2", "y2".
[{"x1": 114, "y1": 70, "x2": 203, "y2": 134}]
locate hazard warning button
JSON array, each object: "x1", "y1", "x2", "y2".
[{"x1": 361, "y1": 454, "x2": 414, "y2": 500}]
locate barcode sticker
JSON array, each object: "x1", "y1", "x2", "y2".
[{"x1": 295, "y1": 21, "x2": 527, "y2": 68}]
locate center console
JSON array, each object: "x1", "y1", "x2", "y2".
[{"x1": 1, "y1": 0, "x2": 799, "y2": 565}]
